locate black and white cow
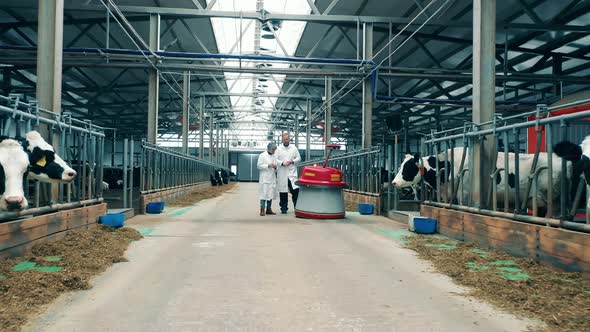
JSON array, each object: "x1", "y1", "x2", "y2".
[
  {"x1": 392, "y1": 148, "x2": 462, "y2": 203},
  {"x1": 553, "y1": 135, "x2": 590, "y2": 216},
  {"x1": 20, "y1": 131, "x2": 77, "y2": 184},
  {"x1": 0, "y1": 137, "x2": 30, "y2": 211},
  {"x1": 392, "y1": 147, "x2": 572, "y2": 215},
  {"x1": 210, "y1": 169, "x2": 223, "y2": 186}
]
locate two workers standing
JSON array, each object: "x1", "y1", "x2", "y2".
[{"x1": 257, "y1": 132, "x2": 301, "y2": 216}]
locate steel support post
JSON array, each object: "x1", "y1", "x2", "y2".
[
  {"x1": 199, "y1": 96, "x2": 205, "y2": 158},
  {"x1": 182, "y1": 71, "x2": 190, "y2": 154},
  {"x1": 324, "y1": 76, "x2": 332, "y2": 154},
  {"x1": 147, "y1": 13, "x2": 160, "y2": 144},
  {"x1": 471, "y1": 0, "x2": 496, "y2": 209},
  {"x1": 306, "y1": 98, "x2": 312, "y2": 160},
  {"x1": 362, "y1": 22, "x2": 373, "y2": 148},
  {"x1": 36, "y1": 0, "x2": 64, "y2": 201},
  {"x1": 209, "y1": 114, "x2": 214, "y2": 162}
]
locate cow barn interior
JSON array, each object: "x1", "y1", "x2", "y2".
[{"x1": 0, "y1": 0, "x2": 589, "y2": 331}]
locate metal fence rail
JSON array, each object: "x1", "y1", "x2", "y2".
[
  {"x1": 0, "y1": 94, "x2": 105, "y2": 222},
  {"x1": 139, "y1": 140, "x2": 228, "y2": 194},
  {"x1": 420, "y1": 103, "x2": 590, "y2": 233},
  {"x1": 299, "y1": 146, "x2": 384, "y2": 195}
]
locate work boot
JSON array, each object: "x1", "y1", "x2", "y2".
[
  {"x1": 266, "y1": 208, "x2": 276, "y2": 215},
  {"x1": 260, "y1": 208, "x2": 265, "y2": 216}
]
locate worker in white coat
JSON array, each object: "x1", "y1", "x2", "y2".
[
  {"x1": 276, "y1": 132, "x2": 302, "y2": 214},
  {"x1": 257, "y1": 142, "x2": 278, "y2": 216}
]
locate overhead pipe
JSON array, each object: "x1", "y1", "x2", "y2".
[
  {"x1": 0, "y1": 45, "x2": 379, "y2": 97},
  {"x1": 375, "y1": 94, "x2": 540, "y2": 106}
]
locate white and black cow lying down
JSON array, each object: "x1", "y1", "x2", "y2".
[
  {"x1": 392, "y1": 146, "x2": 576, "y2": 216},
  {"x1": 0, "y1": 131, "x2": 77, "y2": 211}
]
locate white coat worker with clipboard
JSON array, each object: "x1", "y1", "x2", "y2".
[{"x1": 257, "y1": 142, "x2": 278, "y2": 216}]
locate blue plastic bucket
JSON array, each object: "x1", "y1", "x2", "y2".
[
  {"x1": 413, "y1": 217, "x2": 437, "y2": 234},
  {"x1": 99, "y1": 213, "x2": 125, "y2": 228},
  {"x1": 358, "y1": 203, "x2": 374, "y2": 215},
  {"x1": 146, "y1": 202, "x2": 165, "y2": 214}
]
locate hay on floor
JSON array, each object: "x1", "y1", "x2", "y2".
[
  {"x1": 169, "y1": 182, "x2": 237, "y2": 207},
  {"x1": 0, "y1": 226, "x2": 141, "y2": 330},
  {"x1": 405, "y1": 234, "x2": 590, "y2": 332}
]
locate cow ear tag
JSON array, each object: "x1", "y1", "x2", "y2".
[{"x1": 36, "y1": 156, "x2": 47, "y2": 167}]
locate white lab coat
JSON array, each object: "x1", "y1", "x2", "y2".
[
  {"x1": 257, "y1": 151, "x2": 278, "y2": 200},
  {"x1": 276, "y1": 144, "x2": 302, "y2": 192}
]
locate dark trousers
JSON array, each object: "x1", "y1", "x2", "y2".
[{"x1": 279, "y1": 179, "x2": 299, "y2": 212}]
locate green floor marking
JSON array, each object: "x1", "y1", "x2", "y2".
[
  {"x1": 490, "y1": 260, "x2": 518, "y2": 266},
  {"x1": 466, "y1": 262, "x2": 490, "y2": 271},
  {"x1": 585, "y1": 290, "x2": 590, "y2": 295},
  {"x1": 12, "y1": 261, "x2": 61, "y2": 273},
  {"x1": 138, "y1": 228, "x2": 155, "y2": 236},
  {"x1": 499, "y1": 272, "x2": 530, "y2": 281},
  {"x1": 34, "y1": 266, "x2": 63, "y2": 272},
  {"x1": 169, "y1": 206, "x2": 193, "y2": 217},
  {"x1": 424, "y1": 243, "x2": 457, "y2": 250},
  {"x1": 496, "y1": 267, "x2": 522, "y2": 273},
  {"x1": 377, "y1": 228, "x2": 413, "y2": 243},
  {"x1": 470, "y1": 249, "x2": 489, "y2": 258},
  {"x1": 44, "y1": 256, "x2": 61, "y2": 262},
  {"x1": 12, "y1": 261, "x2": 37, "y2": 271},
  {"x1": 494, "y1": 266, "x2": 530, "y2": 280}
]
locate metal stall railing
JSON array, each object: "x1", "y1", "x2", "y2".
[
  {"x1": 0, "y1": 94, "x2": 105, "y2": 222},
  {"x1": 139, "y1": 140, "x2": 228, "y2": 195},
  {"x1": 420, "y1": 103, "x2": 590, "y2": 233},
  {"x1": 299, "y1": 146, "x2": 385, "y2": 195}
]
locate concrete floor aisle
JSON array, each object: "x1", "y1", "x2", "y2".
[{"x1": 26, "y1": 183, "x2": 533, "y2": 332}]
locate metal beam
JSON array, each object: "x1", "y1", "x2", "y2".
[
  {"x1": 147, "y1": 13, "x2": 160, "y2": 144},
  {"x1": 362, "y1": 22, "x2": 373, "y2": 148},
  {"x1": 323, "y1": 0, "x2": 340, "y2": 15},
  {"x1": 182, "y1": 71, "x2": 190, "y2": 154},
  {"x1": 199, "y1": 96, "x2": 204, "y2": 158},
  {"x1": 209, "y1": 113, "x2": 214, "y2": 161},
  {"x1": 36, "y1": 0, "x2": 64, "y2": 201},
  {"x1": 306, "y1": 0, "x2": 321, "y2": 15},
  {"x1": 516, "y1": 0, "x2": 544, "y2": 25},
  {"x1": 324, "y1": 76, "x2": 332, "y2": 151},
  {"x1": 472, "y1": 0, "x2": 496, "y2": 209},
  {"x1": 306, "y1": 100, "x2": 311, "y2": 160}
]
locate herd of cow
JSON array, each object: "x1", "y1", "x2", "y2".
[
  {"x1": 389, "y1": 134, "x2": 590, "y2": 219},
  {"x1": 3, "y1": 130, "x2": 590, "y2": 220}
]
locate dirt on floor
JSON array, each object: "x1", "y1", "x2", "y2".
[
  {"x1": 405, "y1": 235, "x2": 590, "y2": 332},
  {"x1": 169, "y1": 182, "x2": 237, "y2": 207},
  {"x1": 0, "y1": 226, "x2": 142, "y2": 331}
]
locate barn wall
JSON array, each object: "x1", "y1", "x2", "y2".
[
  {"x1": 344, "y1": 190, "x2": 381, "y2": 214},
  {"x1": 421, "y1": 204, "x2": 590, "y2": 273},
  {"x1": 0, "y1": 203, "x2": 107, "y2": 261}
]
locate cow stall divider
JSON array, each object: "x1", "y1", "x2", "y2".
[
  {"x1": 419, "y1": 101, "x2": 590, "y2": 234},
  {"x1": 138, "y1": 141, "x2": 228, "y2": 211}
]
